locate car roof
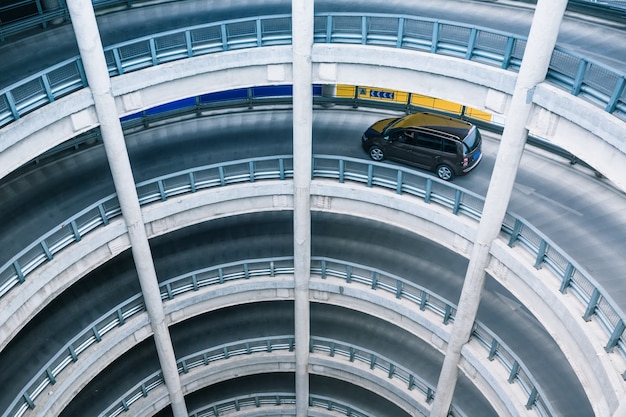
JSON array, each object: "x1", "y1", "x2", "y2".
[{"x1": 393, "y1": 112, "x2": 474, "y2": 138}]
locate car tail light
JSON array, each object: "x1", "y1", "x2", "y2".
[{"x1": 462, "y1": 157, "x2": 468, "y2": 167}]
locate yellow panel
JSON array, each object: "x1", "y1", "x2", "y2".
[
  {"x1": 335, "y1": 84, "x2": 357, "y2": 98},
  {"x1": 433, "y1": 99, "x2": 463, "y2": 114},
  {"x1": 464, "y1": 107, "x2": 492, "y2": 122},
  {"x1": 333, "y1": 85, "x2": 492, "y2": 122}
]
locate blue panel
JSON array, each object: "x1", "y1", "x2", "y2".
[
  {"x1": 252, "y1": 85, "x2": 292, "y2": 97},
  {"x1": 199, "y1": 88, "x2": 248, "y2": 103},
  {"x1": 145, "y1": 97, "x2": 196, "y2": 115},
  {"x1": 120, "y1": 112, "x2": 142, "y2": 122},
  {"x1": 121, "y1": 84, "x2": 319, "y2": 123}
]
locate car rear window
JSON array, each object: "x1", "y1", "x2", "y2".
[{"x1": 462, "y1": 127, "x2": 480, "y2": 153}]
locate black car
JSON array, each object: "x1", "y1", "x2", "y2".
[{"x1": 361, "y1": 112, "x2": 483, "y2": 180}]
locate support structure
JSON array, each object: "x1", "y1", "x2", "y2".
[
  {"x1": 65, "y1": 1, "x2": 188, "y2": 416},
  {"x1": 429, "y1": 0, "x2": 569, "y2": 415},
  {"x1": 292, "y1": 0, "x2": 314, "y2": 415}
]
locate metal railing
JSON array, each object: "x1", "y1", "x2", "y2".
[
  {"x1": 1, "y1": 13, "x2": 625, "y2": 129},
  {"x1": 2, "y1": 0, "x2": 625, "y2": 42},
  {"x1": 189, "y1": 393, "x2": 374, "y2": 417},
  {"x1": 0, "y1": 0, "x2": 68, "y2": 41},
  {"x1": 99, "y1": 333, "x2": 467, "y2": 417},
  {"x1": 1, "y1": 154, "x2": 623, "y2": 367}
]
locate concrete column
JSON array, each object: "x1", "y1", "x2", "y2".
[
  {"x1": 64, "y1": 1, "x2": 188, "y2": 416},
  {"x1": 429, "y1": 0, "x2": 568, "y2": 415},
  {"x1": 292, "y1": 0, "x2": 313, "y2": 416}
]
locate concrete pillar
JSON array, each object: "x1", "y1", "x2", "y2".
[
  {"x1": 429, "y1": 0, "x2": 568, "y2": 415},
  {"x1": 292, "y1": 0, "x2": 313, "y2": 416},
  {"x1": 64, "y1": 1, "x2": 188, "y2": 416}
]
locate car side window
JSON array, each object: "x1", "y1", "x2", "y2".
[
  {"x1": 414, "y1": 133, "x2": 442, "y2": 151},
  {"x1": 443, "y1": 139, "x2": 457, "y2": 153},
  {"x1": 390, "y1": 130, "x2": 415, "y2": 144},
  {"x1": 401, "y1": 130, "x2": 416, "y2": 143}
]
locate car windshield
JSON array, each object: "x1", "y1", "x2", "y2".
[
  {"x1": 383, "y1": 118, "x2": 403, "y2": 133},
  {"x1": 462, "y1": 127, "x2": 480, "y2": 154}
]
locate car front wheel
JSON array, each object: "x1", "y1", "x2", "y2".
[
  {"x1": 436, "y1": 164, "x2": 455, "y2": 181},
  {"x1": 369, "y1": 146, "x2": 384, "y2": 161}
]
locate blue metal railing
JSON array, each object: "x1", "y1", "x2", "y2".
[
  {"x1": 0, "y1": 0, "x2": 68, "y2": 40},
  {"x1": 1, "y1": 13, "x2": 625, "y2": 130},
  {"x1": 2, "y1": 0, "x2": 625, "y2": 42},
  {"x1": 4, "y1": 255, "x2": 550, "y2": 417},
  {"x1": 0, "y1": 155, "x2": 623, "y2": 366},
  {"x1": 186, "y1": 393, "x2": 376, "y2": 417}
]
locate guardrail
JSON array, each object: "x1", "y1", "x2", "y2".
[
  {"x1": 186, "y1": 393, "x2": 377, "y2": 417},
  {"x1": 4, "y1": 255, "x2": 551, "y2": 417},
  {"x1": 1, "y1": 12, "x2": 625, "y2": 130},
  {"x1": 1, "y1": 155, "x2": 623, "y2": 367},
  {"x1": 0, "y1": 0, "x2": 68, "y2": 41},
  {"x1": 109, "y1": 390, "x2": 375, "y2": 417},
  {"x1": 2, "y1": 0, "x2": 625, "y2": 42}
]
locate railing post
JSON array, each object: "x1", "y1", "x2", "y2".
[
  {"x1": 452, "y1": 189, "x2": 462, "y2": 215},
  {"x1": 560, "y1": 262, "x2": 574, "y2": 293},
  {"x1": 605, "y1": 319, "x2": 625, "y2": 353},
  {"x1": 430, "y1": 22, "x2": 439, "y2": 54},
  {"x1": 361, "y1": 16, "x2": 367, "y2": 45},
  {"x1": 606, "y1": 76, "x2": 625, "y2": 113},
  {"x1": 582, "y1": 287, "x2": 600, "y2": 321},
  {"x1": 526, "y1": 386, "x2": 538, "y2": 409},
  {"x1": 185, "y1": 30, "x2": 193, "y2": 57},
  {"x1": 396, "y1": 18, "x2": 404, "y2": 48},
  {"x1": 534, "y1": 239, "x2": 548, "y2": 269},
  {"x1": 465, "y1": 28, "x2": 477, "y2": 60},
  {"x1": 508, "y1": 360, "x2": 520, "y2": 383},
  {"x1": 424, "y1": 178, "x2": 433, "y2": 203},
  {"x1": 508, "y1": 218, "x2": 523, "y2": 247},
  {"x1": 5, "y1": 90, "x2": 20, "y2": 121},
  {"x1": 396, "y1": 170, "x2": 403, "y2": 194},
  {"x1": 502, "y1": 37, "x2": 515, "y2": 69},
  {"x1": 325, "y1": 15, "x2": 333, "y2": 43},
  {"x1": 572, "y1": 59, "x2": 587, "y2": 95}
]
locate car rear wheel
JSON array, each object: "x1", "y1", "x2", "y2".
[
  {"x1": 436, "y1": 164, "x2": 455, "y2": 181},
  {"x1": 369, "y1": 146, "x2": 384, "y2": 161}
]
